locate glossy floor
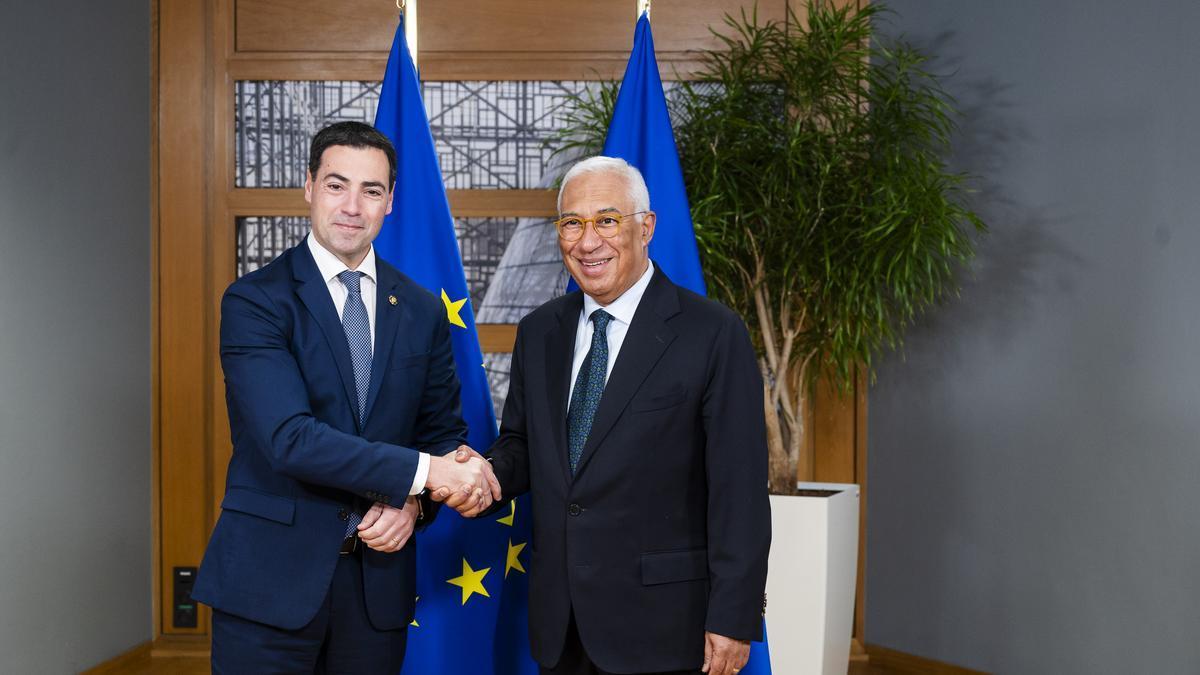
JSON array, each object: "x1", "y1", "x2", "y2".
[{"x1": 119, "y1": 656, "x2": 904, "y2": 675}]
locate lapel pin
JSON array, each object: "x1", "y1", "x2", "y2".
[{"x1": 388, "y1": 295, "x2": 398, "y2": 306}]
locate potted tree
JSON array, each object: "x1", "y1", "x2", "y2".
[{"x1": 557, "y1": 2, "x2": 983, "y2": 671}]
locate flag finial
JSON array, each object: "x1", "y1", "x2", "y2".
[
  {"x1": 399, "y1": 0, "x2": 418, "y2": 67},
  {"x1": 637, "y1": 0, "x2": 651, "y2": 19}
]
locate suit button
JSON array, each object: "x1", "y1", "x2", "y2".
[
  {"x1": 567, "y1": 503, "x2": 582, "y2": 517},
  {"x1": 337, "y1": 509, "x2": 349, "y2": 521}
]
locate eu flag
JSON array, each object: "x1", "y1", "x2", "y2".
[
  {"x1": 373, "y1": 15, "x2": 536, "y2": 674},
  {"x1": 603, "y1": 11, "x2": 772, "y2": 673},
  {"x1": 602, "y1": 11, "x2": 707, "y2": 296}
]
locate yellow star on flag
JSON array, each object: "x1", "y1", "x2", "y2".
[
  {"x1": 410, "y1": 596, "x2": 419, "y2": 627},
  {"x1": 447, "y1": 558, "x2": 491, "y2": 605},
  {"x1": 506, "y1": 539, "x2": 527, "y2": 578},
  {"x1": 440, "y1": 288, "x2": 468, "y2": 328},
  {"x1": 497, "y1": 499, "x2": 516, "y2": 526}
]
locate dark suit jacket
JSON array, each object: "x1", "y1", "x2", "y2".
[
  {"x1": 192, "y1": 239, "x2": 466, "y2": 631},
  {"x1": 488, "y1": 265, "x2": 771, "y2": 673}
]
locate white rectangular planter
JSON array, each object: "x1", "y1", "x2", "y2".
[{"x1": 765, "y1": 482, "x2": 860, "y2": 675}]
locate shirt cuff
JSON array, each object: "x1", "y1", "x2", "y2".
[{"x1": 409, "y1": 452, "x2": 431, "y2": 495}]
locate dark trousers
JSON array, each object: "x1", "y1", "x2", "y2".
[
  {"x1": 541, "y1": 612, "x2": 701, "y2": 675},
  {"x1": 211, "y1": 552, "x2": 407, "y2": 675}
]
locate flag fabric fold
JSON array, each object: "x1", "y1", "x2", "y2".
[
  {"x1": 602, "y1": 11, "x2": 707, "y2": 296},
  {"x1": 602, "y1": 12, "x2": 773, "y2": 673},
  {"x1": 372, "y1": 16, "x2": 536, "y2": 675}
]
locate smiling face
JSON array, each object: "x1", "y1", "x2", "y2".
[
  {"x1": 557, "y1": 170, "x2": 655, "y2": 305},
  {"x1": 304, "y1": 144, "x2": 394, "y2": 269}
]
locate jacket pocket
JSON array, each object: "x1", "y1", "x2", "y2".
[
  {"x1": 389, "y1": 351, "x2": 430, "y2": 371},
  {"x1": 631, "y1": 386, "x2": 687, "y2": 412},
  {"x1": 221, "y1": 486, "x2": 295, "y2": 525},
  {"x1": 640, "y1": 548, "x2": 708, "y2": 585}
]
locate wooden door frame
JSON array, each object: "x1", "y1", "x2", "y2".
[{"x1": 156, "y1": 0, "x2": 215, "y2": 638}]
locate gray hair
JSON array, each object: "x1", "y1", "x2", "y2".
[{"x1": 557, "y1": 156, "x2": 651, "y2": 215}]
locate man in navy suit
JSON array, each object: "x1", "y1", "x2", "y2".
[
  {"x1": 193, "y1": 122, "x2": 499, "y2": 674},
  {"x1": 439, "y1": 157, "x2": 771, "y2": 675}
]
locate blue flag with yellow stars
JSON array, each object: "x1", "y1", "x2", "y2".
[
  {"x1": 373, "y1": 15, "x2": 537, "y2": 675},
  {"x1": 603, "y1": 11, "x2": 773, "y2": 673}
]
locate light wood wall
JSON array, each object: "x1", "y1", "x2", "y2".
[{"x1": 155, "y1": 0, "x2": 866, "y2": 645}]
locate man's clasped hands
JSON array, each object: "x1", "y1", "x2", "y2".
[
  {"x1": 353, "y1": 446, "x2": 494, "y2": 554},
  {"x1": 426, "y1": 445, "x2": 499, "y2": 518}
]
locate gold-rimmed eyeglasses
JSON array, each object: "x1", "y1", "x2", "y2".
[{"x1": 553, "y1": 211, "x2": 649, "y2": 242}]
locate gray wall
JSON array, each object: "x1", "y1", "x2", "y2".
[
  {"x1": 0, "y1": 1, "x2": 151, "y2": 672},
  {"x1": 868, "y1": 1, "x2": 1200, "y2": 673}
]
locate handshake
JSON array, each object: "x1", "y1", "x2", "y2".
[{"x1": 425, "y1": 445, "x2": 501, "y2": 518}]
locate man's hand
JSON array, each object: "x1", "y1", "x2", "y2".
[
  {"x1": 357, "y1": 498, "x2": 419, "y2": 553},
  {"x1": 430, "y1": 446, "x2": 500, "y2": 518},
  {"x1": 426, "y1": 444, "x2": 501, "y2": 515},
  {"x1": 701, "y1": 631, "x2": 750, "y2": 675}
]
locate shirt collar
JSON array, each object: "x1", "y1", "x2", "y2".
[
  {"x1": 307, "y1": 232, "x2": 377, "y2": 286},
  {"x1": 582, "y1": 261, "x2": 655, "y2": 326}
]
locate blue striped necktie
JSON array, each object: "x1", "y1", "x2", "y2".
[
  {"x1": 338, "y1": 269, "x2": 371, "y2": 536},
  {"x1": 566, "y1": 309, "x2": 613, "y2": 474}
]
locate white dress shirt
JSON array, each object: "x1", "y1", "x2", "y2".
[
  {"x1": 568, "y1": 262, "x2": 656, "y2": 407},
  {"x1": 307, "y1": 234, "x2": 429, "y2": 496}
]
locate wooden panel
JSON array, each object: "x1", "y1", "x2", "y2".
[
  {"x1": 420, "y1": 0, "x2": 786, "y2": 55},
  {"x1": 855, "y1": 370, "x2": 869, "y2": 644},
  {"x1": 158, "y1": 0, "x2": 213, "y2": 636},
  {"x1": 212, "y1": 0, "x2": 238, "y2": 562},
  {"x1": 228, "y1": 55, "x2": 387, "y2": 81},
  {"x1": 228, "y1": 52, "x2": 641, "y2": 82},
  {"x1": 813, "y1": 375, "x2": 858, "y2": 484},
  {"x1": 229, "y1": 188, "x2": 557, "y2": 217},
  {"x1": 228, "y1": 188, "x2": 307, "y2": 216},
  {"x1": 422, "y1": 0, "x2": 787, "y2": 80},
  {"x1": 236, "y1": 0, "x2": 398, "y2": 53},
  {"x1": 420, "y1": 53, "x2": 633, "y2": 82},
  {"x1": 451, "y1": 189, "x2": 557, "y2": 217},
  {"x1": 235, "y1": 0, "x2": 788, "y2": 80},
  {"x1": 478, "y1": 323, "x2": 518, "y2": 353}
]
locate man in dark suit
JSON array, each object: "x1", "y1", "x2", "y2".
[
  {"x1": 438, "y1": 157, "x2": 771, "y2": 675},
  {"x1": 193, "y1": 121, "x2": 499, "y2": 674}
]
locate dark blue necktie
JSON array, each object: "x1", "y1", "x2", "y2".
[
  {"x1": 566, "y1": 309, "x2": 613, "y2": 474},
  {"x1": 338, "y1": 270, "x2": 371, "y2": 536},
  {"x1": 338, "y1": 270, "x2": 372, "y2": 426}
]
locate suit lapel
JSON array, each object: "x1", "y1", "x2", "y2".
[
  {"x1": 573, "y1": 269, "x2": 680, "y2": 478},
  {"x1": 362, "y1": 263, "x2": 405, "y2": 426},
  {"x1": 546, "y1": 292, "x2": 583, "y2": 485},
  {"x1": 292, "y1": 241, "x2": 361, "y2": 431}
]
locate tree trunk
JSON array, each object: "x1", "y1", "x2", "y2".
[
  {"x1": 763, "y1": 379, "x2": 793, "y2": 493},
  {"x1": 791, "y1": 387, "x2": 811, "y2": 484}
]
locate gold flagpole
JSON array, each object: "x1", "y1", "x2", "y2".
[
  {"x1": 637, "y1": 0, "x2": 651, "y2": 19},
  {"x1": 399, "y1": 0, "x2": 418, "y2": 67}
]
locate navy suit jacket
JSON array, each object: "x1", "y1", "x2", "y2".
[
  {"x1": 488, "y1": 266, "x2": 771, "y2": 673},
  {"x1": 193, "y1": 238, "x2": 466, "y2": 631}
]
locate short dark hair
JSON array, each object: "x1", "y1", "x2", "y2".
[{"x1": 307, "y1": 121, "x2": 397, "y2": 189}]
